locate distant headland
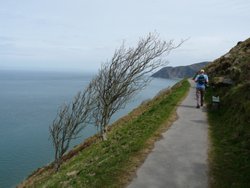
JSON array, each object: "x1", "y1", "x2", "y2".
[{"x1": 151, "y1": 61, "x2": 210, "y2": 79}]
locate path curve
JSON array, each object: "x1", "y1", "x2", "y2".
[{"x1": 127, "y1": 79, "x2": 209, "y2": 188}]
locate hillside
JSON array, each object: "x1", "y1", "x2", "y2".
[
  {"x1": 205, "y1": 37, "x2": 250, "y2": 187},
  {"x1": 18, "y1": 80, "x2": 190, "y2": 187},
  {"x1": 206, "y1": 39, "x2": 250, "y2": 85},
  {"x1": 151, "y1": 61, "x2": 210, "y2": 79},
  {"x1": 17, "y1": 37, "x2": 250, "y2": 187}
]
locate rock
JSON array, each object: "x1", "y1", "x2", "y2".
[
  {"x1": 224, "y1": 53, "x2": 231, "y2": 58},
  {"x1": 66, "y1": 170, "x2": 79, "y2": 177},
  {"x1": 213, "y1": 76, "x2": 234, "y2": 86}
]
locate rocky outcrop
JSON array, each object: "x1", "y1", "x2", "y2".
[{"x1": 151, "y1": 62, "x2": 210, "y2": 79}]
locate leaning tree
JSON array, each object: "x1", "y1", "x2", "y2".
[
  {"x1": 49, "y1": 33, "x2": 183, "y2": 171},
  {"x1": 49, "y1": 82, "x2": 95, "y2": 171},
  {"x1": 91, "y1": 33, "x2": 183, "y2": 140}
]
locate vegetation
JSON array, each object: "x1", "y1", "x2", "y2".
[
  {"x1": 206, "y1": 84, "x2": 250, "y2": 187},
  {"x1": 19, "y1": 79, "x2": 190, "y2": 188},
  {"x1": 90, "y1": 33, "x2": 183, "y2": 141},
  {"x1": 205, "y1": 37, "x2": 250, "y2": 187},
  {"x1": 49, "y1": 83, "x2": 95, "y2": 171},
  {"x1": 49, "y1": 33, "x2": 183, "y2": 170}
]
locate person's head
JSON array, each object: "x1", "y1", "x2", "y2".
[{"x1": 200, "y1": 69, "x2": 205, "y2": 74}]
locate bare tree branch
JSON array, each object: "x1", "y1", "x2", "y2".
[
  {"x1": 91, "y1": 33, "x2": 183, "y2": 140},
  {"x1": 49, "y1": 83, "x2": 95, "y2": 171},
  {"x1": 49, "y1": 33, "x2": 184, "y2": 171}
]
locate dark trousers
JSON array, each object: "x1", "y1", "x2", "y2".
[{"x1": 196, "y1": 88, "x2": 205, "y2": 106}]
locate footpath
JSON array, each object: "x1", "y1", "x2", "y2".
[{"x1": 128, "y1": 79, "x2": 209, "y2": 188}]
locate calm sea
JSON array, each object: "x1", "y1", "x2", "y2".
[{"x1": 0, "y1": 70, "x2": 177, "y2": 188}]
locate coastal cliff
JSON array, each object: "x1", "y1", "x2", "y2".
[{"x1": 18, "y1": 37, "x2": 250, "y2": 187}]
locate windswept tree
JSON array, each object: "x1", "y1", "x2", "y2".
[
  {"x1": 49, "y1": 83, "x2": 95, "y2": 171},
  {"x1": 49, "y1": 33, "x2": 183, "y2": 171},
  {"x1": 91, "y1": 33, "x2": 183, "y2": 140}
]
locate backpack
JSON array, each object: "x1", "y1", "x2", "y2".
[{"x1": 197, "y1": 74, "x2": 206, "y2": 85}]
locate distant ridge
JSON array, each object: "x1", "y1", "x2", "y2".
[{"x1": 151, "y1": 61, "x2": 210, "y2": 79}]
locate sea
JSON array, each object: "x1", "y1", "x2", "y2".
[{"x1": 0, "y1": 70, "x2": 178, "y2": 188}]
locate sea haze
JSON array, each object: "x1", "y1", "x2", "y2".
[{"x1": 0, "y1": 70, "x2": 177, "y2": 187}]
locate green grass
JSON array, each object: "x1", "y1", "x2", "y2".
[
  {"x1": 206, "y1": 82, "x2": 250, "y2": 188},
  {"x1": 21, "y1": 80, "x2": 190, "y2": 188}
]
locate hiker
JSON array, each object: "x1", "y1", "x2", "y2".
[{"x1": 194, "y1": 69, "x2": 209, "y2": 108}]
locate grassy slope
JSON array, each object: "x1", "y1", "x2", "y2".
[
  {"x1": 205, "y1": 38, "x2": 250, "y2": 187},
  {"x1": 206, "y1": 84, "x2": 250, "y2": 188},
  {"x1": 20, "y1": 80, "x2": 190, "y2": 188}
]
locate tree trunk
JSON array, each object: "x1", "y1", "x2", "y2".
[{"x1": 102, "y1": 126, "x2": 108, "y2": 141}]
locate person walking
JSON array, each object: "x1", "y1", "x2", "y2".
[{"x1": 194, "y1": 69, "x2": 209, "y2": 108}]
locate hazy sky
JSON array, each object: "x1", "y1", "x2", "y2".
[{"x1": 0, "y1": 0, "x2": 250, "y2": 72}]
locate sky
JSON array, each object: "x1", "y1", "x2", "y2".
[{"x1": 0, "y1": 0, "x2": 250, "y2": 72}]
